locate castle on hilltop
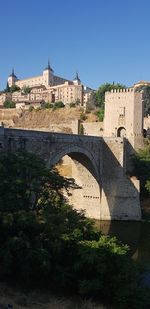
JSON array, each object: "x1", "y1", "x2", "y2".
[
  {"x1": 8, "y1": 61, "x2": 68, "y2": 88},
  {"x1": 1, "y1": 61, "x2": 93, "y2": 108}
]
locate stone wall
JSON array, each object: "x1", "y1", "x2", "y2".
[{"x1": 82, "y1": 122, "x2": 103, "y2": 136}]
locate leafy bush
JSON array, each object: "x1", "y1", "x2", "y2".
[
  {"x1": 22, "y1": 86, "x2": 31, "y2": 94},
  {"x1": 70, "y1": 102, "x2": 76, "y2": 108},
  {"x1": 42, "y1": 102, "x2": 53, "y2": 109},
  {"x1": 53, "y1": 101, "x2": 65, "y2": 109},
  {"x1": 29, "y1": 106, "x2": 34, "y2": 112},
  {"x1": 3, "y1": 100, "x2": 16, "y2": 108},
  {"x1": 73, "y1": 237, "x2": 149, "y2": 308},
  {"x1": 133, "y1": 143, "x2": 150, "y2": 196},
  {"x1": 80, "y1": 113, "x2": 87, "y2": 121},
  {"x1": 95, "y1": 83, "x2": 126, "y2": 108},
  {"x1": 0, "y1": 150, "x2": 74, "y2": 211},
  {"x1": 95, "y1": 108, "x2": 104, "y2": 121},
  {"x1": 79, "y1": 124, "x2": 84, "y2": 135},
  {"x1": 75, "y1": 99, "x2": 80, "y2": 105},
  {"x1": 35, "y1": 107, "x2": 41, "y2": 111},
  {"x1": 135, "y1": 85, "x2": 150, "y2": 116},
  {"x1": 10, "y1": 85, "x2": 20, "y2": 93}
]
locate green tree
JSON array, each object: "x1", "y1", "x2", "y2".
[
  {"x1": 80, "y1": 112, "x2": 87, "y2": 121},
  {"x1": 3, "y1": 100, "x2": 16, "y2": 108},
  {"x1": 22, "y1": 86, "x2": 31, "y2": 94},
  {"x1": 86, "y1": 91, "x2": 97, "y2": 110},
  {"x1": 75, "y1": 98, "x2": 80, "y2": 106},
  {"x1": 0, "y1": 150, "x2": 98, "y2": 284},
  {"x1": 42, "y1": 102, "x2": 53, "y2": 109},
  {"x1": 95, "y1": 82, "x2": 126, "y2": 108},
  {"x1": 79, "y1": 123, "x2": 84, "y2": 134},
  {"x1": 133, "y1": 142, "x2": 150, "y2": 196},
  {"x1": 4, "y1": 82, "x2": 10, "y2": 93},
  {"x1": 53, "y1": 101, "x2": 65, "y2": 109},
  {"x1": 0, "y1": 150, "x2": 74, "y2": 211},
  {"x1": 9, "y1": 85, "x2": 20, "y2": 93},
  {"x1": 135, "y1": 85, "x2": 150, "y2": 116},
  {"x1": 0, "y1": 151, "x2": 149, "y2": 307},
  {"x1": 70, "y1": 102, "x2": 76, "y2": 108},
  {"x1": 96, "y1": 108, "x2": 105, "y2": 121},
  {"x1": 29, "y1": 105, "x2": 34, "y2": 112}
]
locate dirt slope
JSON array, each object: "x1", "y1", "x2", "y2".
[{"x1": 0, "y1": 107, "x2": 98, "y2": 129}]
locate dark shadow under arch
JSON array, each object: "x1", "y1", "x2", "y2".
[
  {"x1": 48, "y1": 145, "x2": 100, "y2": 183},
  {"x1": 48, "y1": 147, "x2": 102, "y2": 219},
  {"x1": 143, "y1": 128, "x2": 147, "y2": 138},
  {"x1": 117, "y1": 127, "x2": 126, "y2": 137}
]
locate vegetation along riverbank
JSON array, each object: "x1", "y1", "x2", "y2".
[{"x1": 0, "y1": 150, "x2": 150, "y2": 308}]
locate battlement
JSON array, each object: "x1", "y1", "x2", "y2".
[{"x1": 106, "y1": 87, "x2": 135, "y2": 94}]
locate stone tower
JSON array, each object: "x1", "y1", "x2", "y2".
[
  {"x1": 42, "y1": 60, "x2": 54, "y2": 86},
  {"x1": 104, "y1": 88, "x2": 143, "y2": 148},
  {"x1": 8, "y1": 68, "x2": 18, "y2": 87},
  {"x1": 73, "y1": 72, "x2": 81, "y2": 85}
]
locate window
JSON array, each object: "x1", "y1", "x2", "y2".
[{"x1": 119, "y1": 107, "x2": 125, "y2": 117}]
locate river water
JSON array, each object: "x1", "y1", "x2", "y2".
[{"x1": 96, "y1": 220, "x2": 150, "y2": 268}]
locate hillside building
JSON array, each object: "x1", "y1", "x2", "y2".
[
  {"x1": 134, "y1": 80, "x2": 150, "y2": 88},
  {"x1": 5, "y1": 62, "x2": 94, "y2": 108},
  {"x1": 8, "y1": 62, "x2": 67, "y2": 88}
]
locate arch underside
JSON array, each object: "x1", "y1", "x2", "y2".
[
  {"x1": 46, "y1": 143, "x2": 141, "y2": 221},
  {"x1": 48, "y1": 145, "x2": 100, "y2": 181},
  {"x1": 48, "y1": 146, "x2": 101, "y2": 219}
]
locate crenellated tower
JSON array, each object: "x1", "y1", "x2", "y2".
[{"x1": 104, "y1": 88, "x2": 144, "y2": 148}]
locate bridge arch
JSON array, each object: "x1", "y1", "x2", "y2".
[
  {"x1": 0, "y1": 127, "x2": 141, "y2": 221},
  {"x1": 47, "y1": 145, "x2": 101, "y2": 219},
  {"x1": 48, "y1": 145, "x2": 100, "y2": 181}
]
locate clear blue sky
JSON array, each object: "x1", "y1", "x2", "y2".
[{"x1": 0, "y1": 0, "x2": 150, "y2": 90}]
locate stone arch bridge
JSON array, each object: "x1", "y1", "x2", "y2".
[{"x1": 0, "y1": 127, "x2": 141, "y2": 221}]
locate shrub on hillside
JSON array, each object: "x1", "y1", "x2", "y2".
[
  {"x1": 80, "y1": 113, "x2": 87, "y2": 121},
  {"x1": 29, "y1": 106, "x2": 34, "y2": 112},
  {"x1": 70, "y1": 102, "x2": 76, "y2": 108},
  {"x1": 3, "y1": 100, "x2": 16, "y2": 108},
  {"x1": 42, "y1": 102, "x2": 53, "y2": 109},
  {"x1": 133, "y1": 142, "x2": 150, "y2": 196},
  {"x1": 10, "y1": 85, "x2": 20, "y2": 93},
  {"x1": 95, "y1": 108, "x2": 104, "y2": 121},
  {"x1": 53, "y1": 101, "x2": 65, "y2": 109},
  {"x1": 79, "y1": 124, "x2": 84, "y2": 135}
]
